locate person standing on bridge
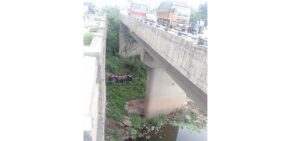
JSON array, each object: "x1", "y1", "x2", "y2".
[
  {"x1": 195, "y1": 20, "x2": 200, "y2": 34},
  {"x1": 199, "y1": 19, "x2": 205, "y2": 34}
]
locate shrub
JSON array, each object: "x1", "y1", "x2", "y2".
[
  {"x1": 84, "y1": 32, "x2": 94, "y2": 45},
  {"x1": 129, "y1": 113, "x2": 143, "y2": 129},
  {"x1": 148, "y1": 115, "x2": 167, "y2": 126}
]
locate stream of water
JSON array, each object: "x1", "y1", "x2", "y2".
[{"x1": 135, "y1": 124, "x2": 207, "y2": 141}]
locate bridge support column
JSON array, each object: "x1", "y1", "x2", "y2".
[{"x1": 142, "y1": 52, "x2": 186, "y2": 118}]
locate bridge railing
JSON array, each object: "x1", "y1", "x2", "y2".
[{"x1": 122, "y1": 14, "x2": 207, "y2": 47}]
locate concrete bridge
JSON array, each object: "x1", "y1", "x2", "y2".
[{"x1": 119, "y1": 14, "x2": 207, "y2": 118}]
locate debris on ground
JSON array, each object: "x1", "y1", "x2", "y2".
[{"x1": 125, "y1": 99, "x2": 144, "y2": 115}]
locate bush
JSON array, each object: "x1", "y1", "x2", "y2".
[
  {"x1": 104, "y1": 6, "x2": 120, "y2": 56},
  {"x1": 106, "y1": 55, "x2": 147, "y2": 121},
  {"x1": 84, "y1": 32, "x2": 94, "y2": 45},
  {"x1": 129, "y1": 113, "x2": 143, "y2": 129},
  {"x1": 106, "y1": 59, "x2": 147, "y2": 121},
  {"x1": 148, "y1": 115, "x2": 167, "y2": 126},
  {"x1": 104, "y1": 6, "x2": 152, "y2": 139}
]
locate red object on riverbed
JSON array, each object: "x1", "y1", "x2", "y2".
[
  {"x1": 108, "y1": 74, "x2": 133, "y2": 83},
  {"x1": 126, "y1": 99, "x2": 144, "y2": 116}
]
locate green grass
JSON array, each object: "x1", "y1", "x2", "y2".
[
  {"x1": 84, "y1": 32, "x2": 94, "y2": 46},
  {"x1": 129, "y1": 113, "x2": 143, "y2": 129},
  {"x1": 148, "y1": 115, "x2": 168, "y2": 126},
  {"x1": 104, "y1": 6, "x2": 204, "y2": 140},
  {"x1": 105, "y1": 127, "x2": 122, "y2": 141},
  {"x1": 106, "y1": 56, "x2": 147, "y2": 121},
  {"x1": 169, "y1": 110, "x2": 204, "y2": 132},
  {"x1": 104, "y1": 6, "x2": 150, "y2": 139}
]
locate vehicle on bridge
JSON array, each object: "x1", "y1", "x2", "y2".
[
  {"x1": 156, "y1": 1, "x2": 191, "y2": 31},
  {"x1": 127, "y1": 0, "x2": 149, "y2": 19},
  {"x1": 187, "y1": 19, "x2": 199, "y2": 35},
  {"x1": 145, "y1": 13, "x2": 156, "y2": 23}
]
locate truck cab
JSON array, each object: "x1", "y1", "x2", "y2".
[
  {"x1": 127, "y1": 0, "x2": 148, "y2": 19},
  {"x1": 156, "y1": 1, "x2": 191, "y2": 31}
]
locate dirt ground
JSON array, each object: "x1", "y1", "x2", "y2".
[
  {"x1": 125, "y1": 99, "x2": 144, "y2": 116},
  {"x1": 105, "y1": 97, "x2": 207, "y2": 141}
]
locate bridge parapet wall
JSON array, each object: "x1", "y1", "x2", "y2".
[{"x1": 120, "y1": 15, "x2": 207, "y2": 93}]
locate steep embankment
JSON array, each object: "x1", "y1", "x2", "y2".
[
  {"x1": 104, "y1": 7, "x2": 206, "y2": 141},
  {"x1": 104, "y1": 7, "x2": 148, "y2": 140}
]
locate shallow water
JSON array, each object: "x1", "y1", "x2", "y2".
[{"x1": 135, "y1": 124, "x2": 207, "y2": 141}]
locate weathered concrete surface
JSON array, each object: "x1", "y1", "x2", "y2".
[
  {"x1": 83, "y1": 16, "x2": 106, "y2": 141},
  {"x1": 140, "y1": 51, "x2": 159, "y2": 68},
  {"x1": 120, "y1": 23, "x2": 207, "y2": 115},
  {"x1": 96, "y1": 19, "x2": 107, "y2": 141},
  {"x1": 120, "y1": 15, "x2": 207, "y2": 94},
  {"x1": 119, "y1": 23, "x2": 143, "y2": 57},
  {"x1": 144, "y1": 67, "x2": 186, "y2": 118},
  {"x1": 141, "y1": 51, "x2": 186, "y2": 118},
  {"x1": 120, "y1": 15, "x2": 207, "y2": 115}
]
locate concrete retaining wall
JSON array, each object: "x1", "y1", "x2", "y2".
[{"x1": 83, "y1": 16, "x2": 107, "y2": 141}]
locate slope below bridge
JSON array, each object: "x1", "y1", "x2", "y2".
[{"x1": 119, "y1": 14, "x2": 207, "y2": 118}]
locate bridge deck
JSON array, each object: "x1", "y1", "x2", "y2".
[{"x1": 120, "y1": 14, "x2": 207, "y2": 114}]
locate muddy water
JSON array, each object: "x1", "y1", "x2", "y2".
[{"x1": 135, "y1": 124, "x2": 207, "y2": 141}]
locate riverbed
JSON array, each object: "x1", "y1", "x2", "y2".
[{"x1": 135, "y1": 124, "x2": 207, "y2": 141}]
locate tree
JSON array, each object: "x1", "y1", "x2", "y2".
[
  {"x1": 198, "y1": 3, "x2": 207, "y2": 20},
  {"x1": 190, "y1": 3, "x2": 207, "y2": 26},
  {"x1": 190, "y1": 8, "x2": 200, "y2": 21},
  {"x1": 103, "y1": 6, "x2": 120, "y2": 56},
  {"x1": 198, "y1": 2, "x2": 207, "y2": 26}
]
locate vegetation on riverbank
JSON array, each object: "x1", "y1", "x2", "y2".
[
  {"x1": 104, "y1": 6, "x2": 148, "y2": 122},
  {"x1": 104, "y1": 6, "x2": 147, "y2": 140},
  {"x1": 104, "y1": 6, "x2": 206, "y2": 141},
  {"x1": 84, "y1": 32, "x2": 94, "y2": 45}
]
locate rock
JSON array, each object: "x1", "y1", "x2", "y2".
[{"x1": 122, "y1": 116, "x2": 132, "y2": 127}]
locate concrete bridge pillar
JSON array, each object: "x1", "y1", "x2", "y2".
[
  {"x1": 119, "y1": 23, "x2": 187, "y2": 118},
  {"x1": 142, "y1": 52, "x2": 186, "y2": 118}
]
